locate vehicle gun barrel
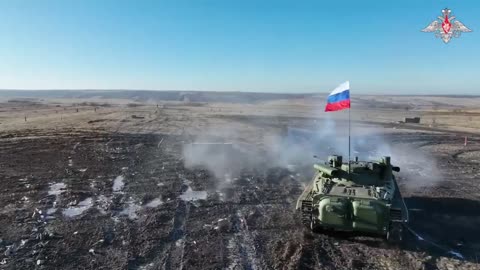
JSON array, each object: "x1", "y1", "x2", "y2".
[{"x1": 314, "y1": 164, "x2": 339, "y2": 177}]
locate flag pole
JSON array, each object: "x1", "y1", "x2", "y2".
[{"x1": 348, "y1": 100, "x2": 351, "y2": 176}]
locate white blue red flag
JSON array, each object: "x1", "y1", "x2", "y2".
[{"x1": 325, "y1": 81, "x2": 350, "y2": 112}]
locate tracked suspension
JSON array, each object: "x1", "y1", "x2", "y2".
[{"x1": 301, "y1": 200, "x2": 313, "y2": 227}]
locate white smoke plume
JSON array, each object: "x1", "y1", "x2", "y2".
[
  {"x1": 182, "y1": 127, "x2": 262, "y2": 180},
  {"x1": 182, "y1": 114, "x2": 442, "y2": 190}
]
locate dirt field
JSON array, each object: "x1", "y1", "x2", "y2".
[{"x1": 0, "y1": 95, "x2": 479, "y2": 269}]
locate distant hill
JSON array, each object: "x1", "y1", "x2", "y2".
[
  {"x1": 0, "y1": 90, "x2": 310, "y2": 103},
  {"x1": 0, "y1": 90, "x2": 478, "y2": 105}
]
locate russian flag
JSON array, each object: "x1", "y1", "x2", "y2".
[{"x1": 325, "y1": 81, "x2": 350, "y2": 112}]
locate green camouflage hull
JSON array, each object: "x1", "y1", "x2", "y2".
[{"x1": 297, "y1": 155, "x2": 408, "y2": 240}]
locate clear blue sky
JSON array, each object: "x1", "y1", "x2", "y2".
[{"x1": 0, "y1": 0, "x2": 478, "y2": 94}]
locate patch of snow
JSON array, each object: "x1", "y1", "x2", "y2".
[
  {"x1": 63, "y1": 198, "x2": 93, "y2": 217},
  {"x1": 119, "y1": 200, "x2": 142, "y2": 220},
  {"x1": 175, "y1": 239, "x2": 184, "y2": 247},
  {"x1": 145, "y1": 198, "x2": 162, "y2": 208},
  {"x1": 47, "y1": 182, "x2": 67, "y2": 218},
  {"x1": 112, "y1": 175, "x2": 125, "y2": 192},
  {"x1": 48, "y1": 183, "x2": 66, "y2": 196},
  {"x1": 179, "y1": 187, "x2": 207, "y2": 201},
  {"x1": 79, "y1": 168, "x2": 87, "y2": 172},
  {"x1": 19, "y1": 239, "x2": 28, "y2": 248}
]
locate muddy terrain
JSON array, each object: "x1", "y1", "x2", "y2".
[{"x1": 0, "y1": 97, "x2": 479, "y2": 269}]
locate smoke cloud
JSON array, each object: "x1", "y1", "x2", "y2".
[{"x1": 182, "y1": 115, "x2": 442, "y2": 190}]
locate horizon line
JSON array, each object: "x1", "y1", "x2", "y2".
[{"x1": 0, "y1": 89, "x2": 479, "y2": 97}]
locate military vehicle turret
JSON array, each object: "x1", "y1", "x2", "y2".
[{"x1": 296, "y1": 155, "x2": 408, "y2": 241}]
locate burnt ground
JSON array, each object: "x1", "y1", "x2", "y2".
[{"x1": 0, "y1": 128, "x2": 479, "y2": 270}]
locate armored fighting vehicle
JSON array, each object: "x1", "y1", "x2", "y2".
[{"x1": 296, "y1": 155, "x2": 408, "y2": 241}]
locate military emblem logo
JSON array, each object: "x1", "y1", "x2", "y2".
[{"x1": 422, "y1": 8, "x2": 472, "y2": 43}]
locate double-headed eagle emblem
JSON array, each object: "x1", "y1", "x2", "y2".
[{"x1": 422, "y1": 8, "x2": 472, "y2": 43}]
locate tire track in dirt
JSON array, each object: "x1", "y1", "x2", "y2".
[
  {"x1": 225, "y1": 209, "x2": 268, "y2": 270},
  {"x1": 162, "y1": 200, "x2": 190, "y2": 270}
]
